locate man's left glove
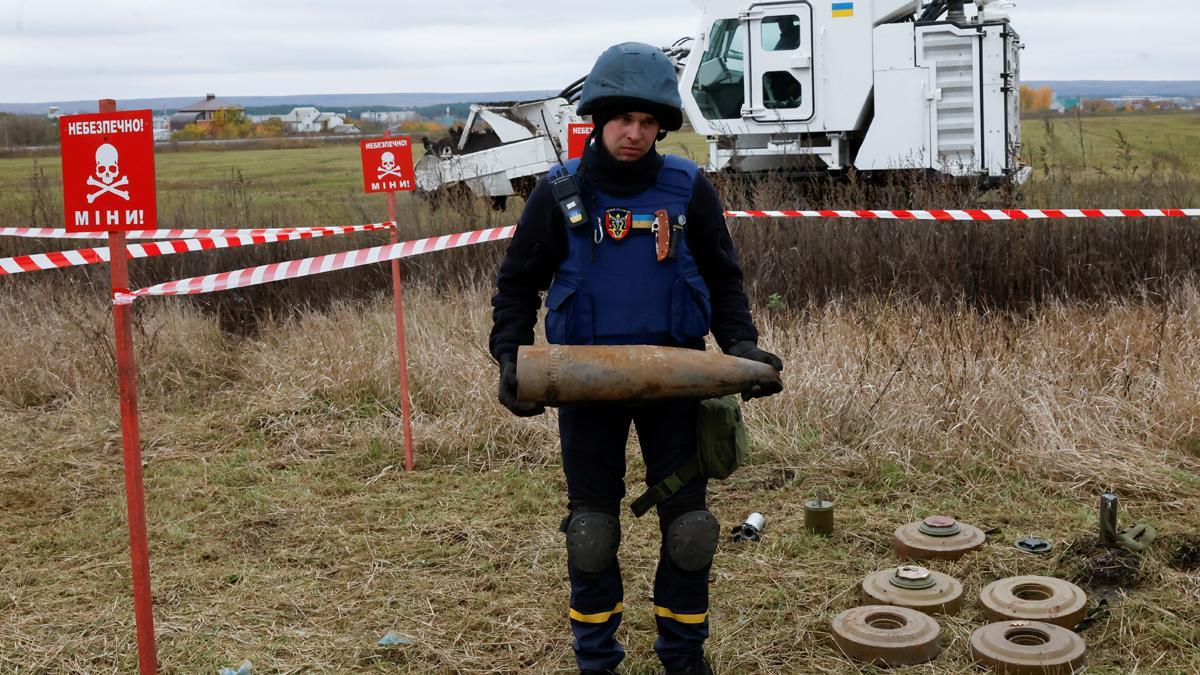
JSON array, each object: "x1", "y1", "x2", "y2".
[
  {"x1": 728, "y1": 341, "x2": 784, "y2": 401},
  {"x1": 498, "y1": 353, "x2": 546, "y2": 417}
]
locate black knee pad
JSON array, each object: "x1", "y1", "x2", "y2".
[
  {"x1": 666, "y1": 510, "x2": 720, "y2": 572},
  {"x1": 566, "y1": 511, "x2": 620, "y2": 575}
]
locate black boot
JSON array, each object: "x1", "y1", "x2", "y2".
[
  {"x1": 581, "y1": 670, "x2": 619, "y2": 675},
  {"x1": 665, "y1": 653, "x2": 713, "y2": 675}
]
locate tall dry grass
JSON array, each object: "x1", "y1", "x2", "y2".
[
  {"x1": 2, "y1": 281, "x2": 1198, "y2": 672},
  {"x1": 3, "y1": 281, "x2": 1197, "y2": 499}
]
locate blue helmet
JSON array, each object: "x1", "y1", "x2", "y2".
[{"x1": 577, "y1": 42, "x2": 684, "y2": 131}]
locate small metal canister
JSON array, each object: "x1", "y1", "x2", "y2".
[
  {"x1": 804, "y1": 492, "x2": 834, "y2": 535},
  {"x1": 731, "y1": 512, "x2": 766, "y2": 542}
]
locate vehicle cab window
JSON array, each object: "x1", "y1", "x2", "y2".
[
  {"x1": 691, "y1": 19, "x2": 746, "y2": 120},
  {"x1": 760, "y1": 15, "x2": 804, "y2": 110}
]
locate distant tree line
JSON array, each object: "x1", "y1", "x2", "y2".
[
  {"x1": 0, "y1": 113, "x2": 58, "y2": 147},
  {"x1": 1019, "y1": 86, "x2": 1055, "y2": 113},
  {"x1": 1020, "y1": 85, "x2": 1195, "y2": 116}
]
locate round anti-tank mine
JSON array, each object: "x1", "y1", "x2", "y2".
[
  {"x1": 979, "y1": 576, "x2": 1088, "y2": 629},
  {"x1": 860, "y1": 565, "x2": 964, "y2": 615},
  {"x1": 894, "y1": 515, "x2": 986, "y2": 561},
  {"x1": 830, "y1": 605, "x2": 942, "y2": 666},
  {"x1": 970, "y1": 620, "x2": 1087, "y2": 674}
]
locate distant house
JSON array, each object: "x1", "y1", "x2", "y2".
[
  {"x1": 170, "y1": 94, "x2": 243, "y2": 131},
  {"x1": 361, "y1": 110, "x2": 416, "y2": 125},
  {"x1": 280, "y1": 107, "x2": 359, "y2": 134}
]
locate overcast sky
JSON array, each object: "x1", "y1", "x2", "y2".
[{"x1": 0, "y1": 0, "x2": 1194, "y2": 103}]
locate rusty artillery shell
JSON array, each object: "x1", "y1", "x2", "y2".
[{"x1": 516, "y1": 344, "x2": 781, "y2": 405}]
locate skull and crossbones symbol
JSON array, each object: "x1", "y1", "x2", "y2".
[
  {"x1": 376, "y1": 152, "x2": 405, "y2": 180},
  {"x1": 87, "y1": 143, "x2": 131, "y2": 203}
]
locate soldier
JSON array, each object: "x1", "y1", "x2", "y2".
[{"x1": 489, "y1": 43, "x2": 783, "y2": 675}]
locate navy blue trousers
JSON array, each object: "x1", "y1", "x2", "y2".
[{"x1": 559, "y1": 400, "x2": 710, "y2": 673}]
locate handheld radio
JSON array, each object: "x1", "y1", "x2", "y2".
[{"x1": 542, "y1": 110, "x2": 590, "y2": 229}]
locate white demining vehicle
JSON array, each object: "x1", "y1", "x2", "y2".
[{"x1": 415, "y1": 0, "x2": 1026, "y2": 204}]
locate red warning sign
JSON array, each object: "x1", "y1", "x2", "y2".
[
  {"x1": 360, "y1": 136, "x2": 415, "y2": 194},
  {"x1": 59, "y1": 110, "x2": 157, "y2": 232},
  {"x1": 568, "y1": 123, "x2": 594, "y2": 160}
]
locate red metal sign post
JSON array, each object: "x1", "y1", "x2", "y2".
[
  {"x1": 359, "y1": 134, "x2": 417, "y2": 471},
  {"x1": 60, "y1": 99, "x2": 158, "y2": 673}
]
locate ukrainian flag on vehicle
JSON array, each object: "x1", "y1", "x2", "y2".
[{"x1": 832, "y1": 2, "x2": 854, "y2": 17}]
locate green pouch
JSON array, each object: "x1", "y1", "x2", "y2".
[
  {"x1": 630, "y1": 395, "x2": 747, "y2": 517},
  {"x1": 696, "y1": 395, "x2": 746, "y2": 479}
]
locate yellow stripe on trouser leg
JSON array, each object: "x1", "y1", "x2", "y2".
[
  {"x1": 570, "y1": 602, "x2": 625, "y2": 624},
  {"x1": 654, "y1": 605, "x2": 708, "y2": 624}
]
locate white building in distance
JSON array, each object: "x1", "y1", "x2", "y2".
[
  {"x1": 278, "y1": 107, "x2": 360, "y2": 134},
  {"x1": 360, "y1": 110, "x2": 417, "y2": 125}
]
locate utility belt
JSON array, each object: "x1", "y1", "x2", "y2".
[{"x1": 631, "y1": 395, "x2": 747, "y2": 517}]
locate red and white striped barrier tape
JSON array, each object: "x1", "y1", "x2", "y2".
[
  {"x1": 3, "y1": 208, "x2": 1198, "y2": 243},
  {"x1": 0, "y1": 226, "x2": 387, "y2": 241},
  {"x1": 114, "y1": 225, "x2": 516, "y2": 305},
  {"x1": 723, "y1": 208, "x2": 1200, "y2": 220},
  {"x1": 0, "y1": 224, "x2": 390, "y2": 276}
]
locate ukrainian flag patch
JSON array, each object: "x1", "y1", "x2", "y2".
[{"x1": 832, "y1": 1, "x2": 854, "y2": 17}]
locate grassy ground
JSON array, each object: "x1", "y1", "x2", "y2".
[
  {"x1": 1021, "y1": 112, "x2": 1200, "y2": 176},
  {"x1": 1, "y1": 111, "x2": 1199, "y2": 673},
  {"x1": 0, "y1": 285, "x2": 1198, "y2": 673},
  {"x1": 3, "y1": 112, "x2": 1196, "y2": 199}
]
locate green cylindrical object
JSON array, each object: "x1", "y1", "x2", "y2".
[{"x1": 804, "y1": 495, "x2": 834, "y2": 535}]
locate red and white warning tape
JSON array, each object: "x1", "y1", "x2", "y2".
[
  {"x1": 723, "y1": 208, "x2": 1200, "y2": 220},
  {"x1": 0, "y1": 223, "x2": 390, "y2": 276},
  {"x1": 3, "y1": 208, "x2": 1198, "y2": 243},
  {"x1": 0, "y1": 226, "x2": 386, "y2": 241},
  {"x1": 114, "y1": 225, "x2": 516, "y2": 304}
]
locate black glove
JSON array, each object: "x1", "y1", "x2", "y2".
[
  {"x1": 498, "y1": 353, "x2": 545, "y2": 417},
  {"x1": 728, "y1": 341, "x2": 784, "y2": 401}
]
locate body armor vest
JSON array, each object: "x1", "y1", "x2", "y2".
[{"x1": 545, "y1": 155, "x2": 712, "y2": 346}]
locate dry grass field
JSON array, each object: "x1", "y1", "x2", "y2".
[{"x1": 1, "y1": 116, "x2": 1199, "y2": 673}]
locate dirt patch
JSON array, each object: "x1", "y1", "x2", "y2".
[
  {"x1": 755, "y1": 468, "x2": 797, "y2": 491},
  {"x1": 1167, "y1": 534, "x2": 1200, "y2": 572},
  {"x1": 1059, "y1": 536, "x2": 1143, "y2": 595}
]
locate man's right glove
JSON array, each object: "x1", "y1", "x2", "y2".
[
  {"x1": 728, "y1": 340, "x2": 784, "y2": 401},
  {"x1": 498, "y1": 353, "x2": 546, "y2": 417}
]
